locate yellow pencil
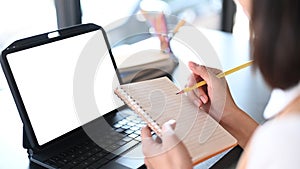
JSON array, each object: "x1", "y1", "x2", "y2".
[
  {"x1": 173, "y1": 19, "x2": 186, "y2": 35},
  {"x1": 176, "y1": 60, "x2": 253, "y2": 95}
]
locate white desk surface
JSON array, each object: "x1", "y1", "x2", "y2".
[{"x1": 0, "y1": 28, "x2": 271, "y2": 169}]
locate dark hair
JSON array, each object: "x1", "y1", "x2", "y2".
[{"x1": 250, "y1": 0, "x2": 300, "y2": 89}]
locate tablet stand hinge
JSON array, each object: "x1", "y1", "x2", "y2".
[
  {"x1": 23, "y1": 125, "x2": 31, "y2": 150},
  {"x1": 27, "y1": 149, "x2": 34, "y2": 159}
]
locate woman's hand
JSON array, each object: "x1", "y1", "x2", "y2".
[
  {"x1": 234, "y1": 0, "x2": 252, "y2": 17},
  {"x1": 187, "y1": 61, "x2": 239, "y2": 122},
  {"x1": 187, "y1": 61, "x2": 258, "y2": 148},
  {"x1": 141, "y1": 120, "x2": 193, "y2": 169}
]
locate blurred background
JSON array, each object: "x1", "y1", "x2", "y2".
[
  {"x1": 0, "y1": 0, "x2": 249, "y2": 50},
  {"x1": 0, "y1": 0, "x2": 250, "y2": 92}
]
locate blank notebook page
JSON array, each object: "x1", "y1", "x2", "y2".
[{"x1": 115, "y1": 77, "x2": 237, "y2": 164}]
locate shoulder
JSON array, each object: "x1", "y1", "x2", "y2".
[
  {"x1": 246, "y1": 114, "x2": 300, "y2": 169},
  {"x1": 255, "y1": 114, "x2": 300, "y2": 138}
]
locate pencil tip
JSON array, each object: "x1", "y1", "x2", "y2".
[{"x1": 176, "y1": 91, "x2": 183, "y2": 95}]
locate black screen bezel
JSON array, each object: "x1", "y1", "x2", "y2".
[{"x1": 0, "y1": 23, "x2": 122, "y2": 151}]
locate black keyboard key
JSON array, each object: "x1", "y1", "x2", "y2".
[
  {"x1": 126, "y1": 115, "x2": 137, "y2": 121},
  {"x1": 76, "y1": 150, "x2": 84, "y2": 155},
  {"x1": 50, "y1": 156, "x2": 61, "y2": 162},
  {"x1": 70, "y1": 160, "x2": 79, "y2": 166},
  {"x1": 59, "y1": 163, "x2": 74, "y2": 169},
  {"x1": 103, "y1": 139, "x2": 115, "y2": 146},
  {"x1": 134, "y1": 130, "x2": 141, "y2": 135},
  {"x1": 64, "y1": 155, "x2": 74, "y2": 162},
  {"x1": 45, "y1": 114, "x2": 143, "y2": 169},
  {"x1": 85, "y1": 166, "x2": 97, "y2": 169},
  {"x1": 75, "y1": 156, "x2": 99, "y2": 168},
  {"x1": 136, "y1": 123, "x2": 145, "y2": 128},
  {"x1": 90, "y1": 146, "x2": 102, "y2": 154},
  {"x1": 45, "y1": 159, "x2": 61, "y2": 168},
  {"x1": 135, "y1": 136, "x2": 142, "y2": 142},
  {"x1": 127, "y1": 122, "x2": 136, "y2": 126},
  {"x1": 95, "y1": 151, "x2": 108, "y2": 159},
  {"x1": 116, "y1": 140, "x2": 126, "y2": 146},
  {"x1": 121, "y1": 125, "x2": 130, "y2": 129},
  {"x1": 130, "y1": 126, "x2": 140, "y2": 131},
  {"x1": 104, "y1": 153, "x2": 118, "y2": 160},
  {"x1": 89, "y1": 156, "x2": 100, "y2": 162},
  {"x1": 114, "y1": 123, "x2": 122, "y2": 128},
  {"x1": 128, "y1": 133, "x2": 138, "y2": 138},
  {"x1": 77, "y1": 155, "x2": 88, "y2": 162},
  {"x1": 132, "y1": 119, "x2": 142, "y2": 124},
  {"x1": 119, "y1": 119, "x2": 129, "y2": 125},
  {"x1": 73, "y1": 162, "x2": 89, "y2": 169},
  {"x1": 122, "y1": 136, "x2": 132, "y2": 142},
  {"x1": 113, "y1": 140, "x2": 139, "y2": 155},
  {"x1": 88, "y1": 158, "x2": 109, "y2": 169},
  {"x1": 58, "y1": 152, "x2": 67, "y2": 158},
  {"x1": 111, "y1": 135, "x2": 124, "y2": 141},
  {"x1": 84, "y1": 151, "x2": 94, "y2": 158},
  {"x1": 60, "y1": 158, "x2": 69, "y2": 164},
  {"x1": 124, "y1": 129, "x2": 134, "y2": 134},
  {"x1": 83, "y1": 145, "x2": 93, "y2": 151},
  {"x1": 106, "y1": 144, "x2": 121, "y2": 152},
  {"x1": 115, "y1": 128, "x2": 124, "y2": 133}
]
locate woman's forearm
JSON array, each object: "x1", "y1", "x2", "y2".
[{"x1": 220, "y1": 108, "x2": 258, "y2": 149}]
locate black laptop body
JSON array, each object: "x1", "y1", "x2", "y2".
[{"x1": 0, "y1": 23, "x2": 144, "y2": 169}]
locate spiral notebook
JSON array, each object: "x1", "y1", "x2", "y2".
[{"x1": 114, "y1": 77, "x2": 237, "y2": 165}]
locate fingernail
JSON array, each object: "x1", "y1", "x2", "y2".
[
  {"x1": 162, "y1": 119, "x2": 177, "y2": 133},
  {"x1": 200, "y1": 96, "x2": 207, "y2": 104},
  {"x1": 189, "y1": 62, "x2": 197, "y2": 69},
  {"x1": 168, "y1": 119, "x2": 176, "y2": 125},
  {"x1": 193, "y1": 100, "x2": 201, "y2": 107}
]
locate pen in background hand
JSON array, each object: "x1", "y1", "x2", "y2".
[
  {"x1": 176, "y1": 60, "x2": 253, "y2": 95},
  {"x1": 171, "y1": 19, "x2": 186, "y2": 36},
  {"x1": 155, "y1": 12, "x2": 170, "y2": 53}
]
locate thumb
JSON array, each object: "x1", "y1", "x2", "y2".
[
  {"x1": 162, "y1": 119, "x2": 176, "y2": 133},
  {"x1": 141, "y1": 126, "x2": 152, "y2": 140},
  {"x1": 141, "y1": 126, "x2": 162, "y2": 157},
  {"x1": 162, "y1": 120, "x2": 180, "y2": 147}
]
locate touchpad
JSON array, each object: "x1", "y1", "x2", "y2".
[{"x1": 115, "y1": 144, "x2": 144, "y2": 169}]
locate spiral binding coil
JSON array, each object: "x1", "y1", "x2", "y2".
[{"x1": 115, "y1": 86, "x2": 162, "y2": 137}]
